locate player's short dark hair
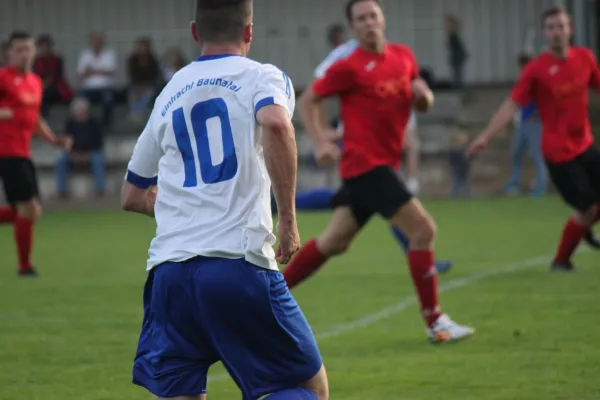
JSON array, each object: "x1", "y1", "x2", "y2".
[
  {"x1": 8, "y1": 31, "x2": 32, "y2": 47},
  {"x1": 195, "y1": 0, "x2": 252, "y2": 43},
  {"x1": 541, "y1": 5, "x2": 570, "y2": 26},
  {"x1": 345, "y1": 0, "x2": 382, "y2": 22},
  {"x1": 518, "y1": 53, "x2": 532, "y2": 67}
]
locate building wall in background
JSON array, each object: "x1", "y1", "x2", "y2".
[{"x1": 0, "y1": 0, "x2": 557, "y2": 87}]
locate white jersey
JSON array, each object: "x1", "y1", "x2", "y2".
[
  {"x1": 126, "y1": 54, "x2": 295, "y2": 271},
  {"x1": 315, "y1": 39, "x2": 416, "y2": 133}
]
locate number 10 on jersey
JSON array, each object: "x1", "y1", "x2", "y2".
[{"x1": 172, "y1": 98, "x2": 238, "y2": 186}]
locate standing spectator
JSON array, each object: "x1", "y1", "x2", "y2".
[
  {"x1": 327, "y1": 24, "x2": 346, "y2": 49},
  {"x1": 449, "y1": 131, "x2": 471, "y2": 198},
  {"x1": 444, "y1": 15, "x2": 468, "y2": 88},
  {"x1": 33, "y1": 34, "x2": 73, "y2": 118},
  {"x1": 77, "y1": 32, "x2": 117, "y2": 128},
  {"x1": 0, "y1": 41, "x2": 8, "y2": 67},
  {"x1": 55, "y1": 98, "x2": 105, "y2": 198},
  {"x1": 161, "y1": 47, "x2": 187, "y2": 83},
  {"x1": 505, "y1": 54, "x2": 547, "y2": 197},
  {"x1": 127, "y1": 37, "x2": 160, "y2": 122}
]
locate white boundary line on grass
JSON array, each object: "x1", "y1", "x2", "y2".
[
  {"x1": 0, "y1": 251, "x2": 586, "y2": 384},
  {"x1": 206, "y1": 252, "x2": 564, "y2": 383}
]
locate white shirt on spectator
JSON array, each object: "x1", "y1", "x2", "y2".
[{"x1": 77, "y1": 48, "x2": 117, "y2": 89}]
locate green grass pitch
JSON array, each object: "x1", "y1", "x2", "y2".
[{"x1": 1, "y1": 197, "x2": 599, "y2": 399}]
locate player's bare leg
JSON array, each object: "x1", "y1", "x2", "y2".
[
  {"x1": 552, "y1": 205, "x2": 597, "y2": 272},
  {"x1": 316, "y1": 207, "x2": 361, "y2": 256},
  {"x1": 14, "y1": 198, "x2": 41, "y2": 276},
  {"x1": 283, "y1": 207, "x2": 360, "y2": 289},
  {"x1": 390, "y1": 198, "x2": 474, "y2": 342}
]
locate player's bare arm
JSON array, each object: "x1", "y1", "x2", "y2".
[
  {"x1": 467, "y1": 99, "x2": 519, "y2": 156},
  {"x1": 258, "y1": 104, "x2": 300, "y2": 264},
  {"x1": 35, "y1": 118, "x2": 72, "y2": 150},
  {"x1": 299, "y1": 88, "x2": 341, "y2": 165},
  {"x1": 121, "y1": 183, "x2": 157, "y2": 218},
  {"x1": 412, "y1": 77, "x2": 434, "y2": 112}
]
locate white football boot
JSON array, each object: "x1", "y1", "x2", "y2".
[{"x1": 426, "y1": 314, "x2": 475, "y2": 343}]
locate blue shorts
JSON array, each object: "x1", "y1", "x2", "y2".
[{"x1": 132, "y1": 256, "x2": 322, "y2": 400}]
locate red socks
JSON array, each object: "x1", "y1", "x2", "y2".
[
  {"x1": 554, "y1": 218, "x2": 587, "y2": 264},
  {"x1": 408, "y1": 250, "x2": 441, "y2": 327},
  {"x1": 0, "y1": 206, "x2": 17, "y2": 224},
  {"x1": 283, "y1": 239, "x2": 328, "y2": 289},
  {"x1": 15, "y1": 217, "x2": 34, "y2": 273},
  {"x1": 0, "y1": 207, "x2": 34, "y2": 272}
]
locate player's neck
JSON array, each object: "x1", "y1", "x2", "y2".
[
  {"x1": 550, "y1": 46, "x2": 570, "y2": 60},
  {"x1": 359, "y1": 40, "x2": 386, "y2": 54},
  {"x1": 10, "y1": 64, "x2": 30, "y2": 74},
  {"x1": 200, "y1": 44, "x2": 245, "y2": 58}
]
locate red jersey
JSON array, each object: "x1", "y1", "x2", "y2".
[
  {"x1": 0, "y1": 66, "x2": 43, "y2": 159},
  {"x1": 312, "y1": 44, "x2": 418, "y2": 179},
  {"x1": 511, "y1": 47, "x2": 600, "y2": 163}
]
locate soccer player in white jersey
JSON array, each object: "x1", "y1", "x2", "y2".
[
  {"x1": 289, "y1": 35, "x2": 454, "y2": 275},
  {"x1": 120, "y1": 1, "x2": 328, "y2": 399}
]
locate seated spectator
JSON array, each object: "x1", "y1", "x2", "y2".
[
  {"x1": 127, "y1": 37, "x2": 160, "y2": 122},
  {"x1": 55, "y1": 98, "x2": 105, "y2": 198},
  {"x1": 77, "y1": 32, "x2": 117, "y2": 128},
  {"x1": 162, "y1": 47, "x2": 187, "y2": 83},
  {"x1": 33, "y1": 34, "x2": 73, "y2": 118},
  {"x1": 0, "y1": 41, "x2": 8, "y2": 67}
]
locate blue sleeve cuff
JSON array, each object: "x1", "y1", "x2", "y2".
[
  {"x1": 254, "y1": 96, "x2": 275, "y2": 117},
  {"x1": 126, "y1": 170, "x2": 157, "y2": 189}
]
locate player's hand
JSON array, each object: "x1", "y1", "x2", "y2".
[
  {"x1": 55, "y1": 135, "x2": 73, "y2": 151},
  {"x1": 0, "y1": 108, "x2": 13, "y2": 120},
  {"x1": 466, "y1": 134, "x2": 489, "y2": 157},
  {"x1": 275, "y1": 218, "x2": 300, "y2": 265},
  {"x1": 412, "y1": 78, "x2": 430, "y2": 96},
  {"x1": 321, "y1": 128, "x2": 341, "y2": 142},
  {"x1": 315, "y1": 140, "x2": 341, "y2": 166}
]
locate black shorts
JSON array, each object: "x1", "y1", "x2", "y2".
[
  {"x1": 0, "y1": 157, "x2": 39, "y2": 205},
  {"x1": 546, "y1": 145, "x2": 600, "y2": 212},
  {"x1": 331, "y1": 166, "x2": 413, "y2": 227}
]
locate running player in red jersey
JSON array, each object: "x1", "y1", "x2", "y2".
[
  {"x1": 469, "y1": 6, "x2": 600, "y2": 272},
  {"x1": 283, "y1": 0, "x2": 474, "y2": 343},
  {"x1": 0, "y1": 31, "x2": 70, "y2": 277}
]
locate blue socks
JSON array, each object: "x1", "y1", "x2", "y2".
[
  {"x1": 264, "y1": 388, "x2": 318, "y2": 399},
  {"x1": 391, "y1": 225, "x2": 410, "y2": 253},
  {"x1": 296, "y1": 188, "x2": 335, "y2": 211}
]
